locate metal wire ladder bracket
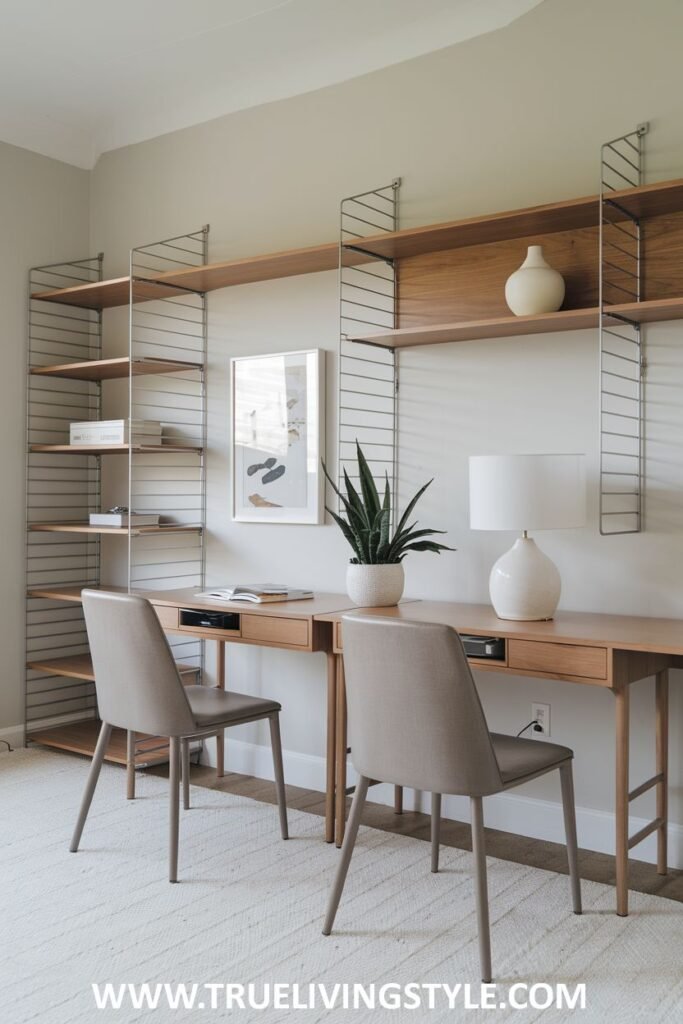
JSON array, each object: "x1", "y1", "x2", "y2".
[
  {"x1": 338, "y1": 179, "x2": 400, "y2": 519},
  {"x1": 25, "y1": 255, "x2": 104, "y2": 735},
  {"x1": 599, "y1": 123, "x2": 649, "y2": 535},
  {"x1": 126, "y1": 227, "x2": 209, "y2": 764}
]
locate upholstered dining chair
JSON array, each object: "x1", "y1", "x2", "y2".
[
  {"x1": 323, "y1": 615, "x2": 581, "y2": 982},
  {"x1": 70, "y1": 590, "x2": 288, "y2": 882}
]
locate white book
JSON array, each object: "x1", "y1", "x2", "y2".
[
  {"x1": 89, "y1": 512, "x2": 161, "y2": 527},
  {"x1": 195, "y1": 585, "x2": 314, "y2": 604}
]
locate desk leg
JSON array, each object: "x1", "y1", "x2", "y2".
[
  {"x1": 335, "y1": 655, "x2": 348, "y2": 848},
  {"x1": 325, "y1": 651, "x2": 337, "y2": 844},
  {"x1": 216, "y1": 642, "x2": 225, "y2": 779},
  {"x1": 656, "y1": 669, "x2": 669, "y2": 876},
  {"x1": 615, "y1": 685, "x2": 630, "y2": 916},
  {"x1": 394, "y1": 786, "x2": 404, "y2": 815}
]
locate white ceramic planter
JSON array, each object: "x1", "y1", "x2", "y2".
[
  {"x1": 504, "y1": 245, "x2": 565, "y2": 316},
  {"x1": 346, "y1": 563, "x2": 405, "y2": 607}
]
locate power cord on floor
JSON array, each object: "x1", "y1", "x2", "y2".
[
  {"x1": 516, "y1": 719, "x2": 543, "y2": 737},
  {"x1": 0, "y1": 740, "x2": 13, "y2": 752}
]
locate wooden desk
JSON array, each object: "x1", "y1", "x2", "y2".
[
  {"x1": 317, "y1": 601, "x2": 683, "y2": 917},
  {"x1": 142, "y1": 588, "x2": 355, "y2": 844}
]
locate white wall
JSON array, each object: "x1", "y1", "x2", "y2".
[
  {"x1": 0, "y1": 142, "x2": 90, "y2": 745},
  {"x1": 37, "y1": 0, "x2": 683, "y2": 861}
]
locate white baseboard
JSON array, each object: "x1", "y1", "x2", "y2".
[
  {"x1": 202, "y1": 739, "x2": 683, "y2": 870},
  {"x1": 0, "y1": 724, "x2": 25, "y2": 749}
]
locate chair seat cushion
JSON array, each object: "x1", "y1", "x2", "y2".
[
  {"x1": 184, "y1": 685, "x2": 280, "y2": 728},
  {"x1": 491, "y1": 732, "x2": 572, "y2": 786}
]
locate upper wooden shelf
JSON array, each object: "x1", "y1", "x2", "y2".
[
  {"x1": 31, "y1": 242, "x2": 344, "y2": 310},
  {"x1": 344, "y1": 177, "x2": 683, "y2": 262},
  {"x1": 30, "y1": 443, "x2": 202, "y2": 455},
  {"x1": 30, "y1": 356, "x2": 203, "y2": 381},
  {"x1": 348, "y1": 297, "x2": 683, "y2": 349},
  {"x1": 31, "y1": 178, "x2": 683, "y2": 310}
]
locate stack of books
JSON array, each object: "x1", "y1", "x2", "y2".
[{"x1": 69, "y1": 419, "x2": 163, "y2": 446}]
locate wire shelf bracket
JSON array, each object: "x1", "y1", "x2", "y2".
[
  {"x1": 338, "y1": 179, "x2": 401, "y2": 520},
  {"x1": 599, "y1": 123, "x2": 648, "y2": 535}
]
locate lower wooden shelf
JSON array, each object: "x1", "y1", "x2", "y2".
[
  {"x1": 27, "y1": 720, "x2": 173, "y2": 767},
  {"x1": 29, "y1": 523, "x2": 202, "y2": 536},
  {"x1": 348, "y1": 297, "x2": 683, "y2": 349},
  {"x1": 27, "y1": 653, "x2": 199, "y2": 682}
]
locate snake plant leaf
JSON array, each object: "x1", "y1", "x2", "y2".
[
  {"x1": 356, "y1": 442, "x2": 381, "y2": 520},
  {"x1": 393, "y1": 479, "x2": 434, "y2": 540},
  {"x1": 343, "y1": 467, "x2": 371, "y2": 529}
]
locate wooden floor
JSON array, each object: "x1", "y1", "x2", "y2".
[{"x1": 147, "y1": 762, "x2": 683, "y2": 904}]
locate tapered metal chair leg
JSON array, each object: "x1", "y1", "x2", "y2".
[
  {"x1": 431, "y1": 793, "x2": 442, "y2": 873},
  {"x1": 323, "y1": 775, "x2": 369, "y2": 936},
  {"x1": 269, "y1": 714, "x2": 289, "y2": 840},
  {"x1": 560, "y1": 761, "x2": 582, "y2": 914},
  {"x1": 471, "y1": 796, "x2": 492, "y2": 983},
  {"x1": 70, "y1": 722, "x2": 112, "y2": 852},
  {"x1": 169, "y1": 736, "x2": 181, "y2": 883},
  {"x1": 126, "y1": 730, "x2": 136, "y2": 800},
  {"x1": 181, "y1": 738, "x2": 191, "y2": 810}
]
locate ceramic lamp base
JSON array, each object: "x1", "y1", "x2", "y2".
[{"x1": 489, "y1": 535, "x2": 561, "y2": 621}]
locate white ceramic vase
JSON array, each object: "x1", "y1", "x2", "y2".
[
  {"x1": 504, "y1": 245, "x2": 565, "y2": 316},
  {"x1": 489, "y1": 536, "x2": 560, "y2": 621},
  {"x1": 346, "y1": 563, "x2": 405, "y2": 607}
]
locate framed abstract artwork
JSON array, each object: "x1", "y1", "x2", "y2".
[{"x1": 231, "y1": 349, "x2": 326, "y2": 523}]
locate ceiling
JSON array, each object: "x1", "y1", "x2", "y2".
[{"x1": 0, "y1": 0, "x2": 543, "y2": 169}]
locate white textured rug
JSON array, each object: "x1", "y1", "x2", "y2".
[{"x1": 2, "y1": 749, "x2": 683, "y2": 1024}]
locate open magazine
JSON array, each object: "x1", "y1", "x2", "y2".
[{"x1": 195, "y1": 584, "x2": 313, "y2": 604}]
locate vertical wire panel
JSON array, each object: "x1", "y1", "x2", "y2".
[
  {"x1": 128, "y1": 229, "x2": 208, "y2": 676},
  {"x1": 338, "y1": 181, "x2": 400, "y2": 520},
  {"x1": 599, "y1": 125, "x2": 648, "y2": 534},
  {"x1": 25, "y1": 256, "x2": 103, "y2": 730}
]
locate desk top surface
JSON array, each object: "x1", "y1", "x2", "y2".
[
  {"x1": 315, "y1": 600, "x2": 683, "y2": 655},
  {"x1": 141, "y1": 587, "x2": 355, "y2": 619}
]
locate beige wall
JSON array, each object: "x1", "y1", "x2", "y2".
[
  {"x1": 8, "y1": 0, "x2": 683, "y2": 859},
  {"x1": 0, "y1": 142, "x2": 90, "y2": 743}
]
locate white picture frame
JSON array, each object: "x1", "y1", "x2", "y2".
[{"x1": 231, "y1": 349, "x2": 326, "y2": 524}]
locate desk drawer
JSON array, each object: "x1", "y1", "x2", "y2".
[
  {"x1": 241, "y1": 614, "x2": 309, "y2": 648},
  {"x1": 508, "y1": 639, "x2": 607, "y2": 680}
]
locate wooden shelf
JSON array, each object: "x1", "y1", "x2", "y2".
[
  {"x1": 348, "y1": 297, "x2": 683, "y2": 349},
  {"x1": 27, "y1": 653, "x2": 198, "y2": 681},
  {"x1": 27, "y1": 720, "x2": 173, "y2": 766},
  {"x1": 30, "y1": 443, "x2": 202, "y2": 455},
  {"x1": 28, "y1": 584, "x2": 125, "y2": 602},
  {"x1": 31, "y1": 241, "x2": 346, "y2": 309},
  {"x1": 30, "y1": 356, "x2": 203, "y2": 381},
  {"x1": 29, "y1": 522, "x2": 202, "y2": 536},
  {"x1": 31, "y1": 178, "x2": 683, "y2": 310},
  {"x1": 342, "y1": 177, "x2": 683, "y2": 262}
]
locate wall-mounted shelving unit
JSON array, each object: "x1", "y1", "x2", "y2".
[
  {"x1": 25, "y1": 131, "x2": 683, "y2": 760},
  {"x1": 25, "y1": 228, "x2": 208, "y2": 765},
  {"x1": 340, "y1": 131, "x2": 683, "y2": 536}
]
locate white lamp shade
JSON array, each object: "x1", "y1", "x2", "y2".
[{"x1": 469, "y1": 454, "x2": 586, "y2": 531}]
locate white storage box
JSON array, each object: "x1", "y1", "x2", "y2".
[{"x1": 69, "y1": 419, "x2": 162, "y2": 445}]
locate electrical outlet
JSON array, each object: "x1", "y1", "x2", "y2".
[{"x1": 531, "y1": 702, "x2": 551, "y2": 737}]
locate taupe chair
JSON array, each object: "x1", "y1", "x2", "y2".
[
  {"x1": 70, "y1": 590, "x2": 288, "y2": 881},
  {"x1": 323, "y1": 616, "x2": 581, "y2": 982}
]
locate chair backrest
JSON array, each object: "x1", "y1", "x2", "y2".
[
  {"x1": 341, "y1": 615, "x2": 503, "y2": 797},
  {"x1": 82, "y1": 590, "x2": 196, "y2": 737}
]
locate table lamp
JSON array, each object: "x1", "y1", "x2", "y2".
[{"x1": 469, "y1": 454, "x2": 586, "y2": 621}]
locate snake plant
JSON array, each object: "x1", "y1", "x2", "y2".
[{"x1": 322, "y1": 442, "x2": 453, "y2": 564}]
